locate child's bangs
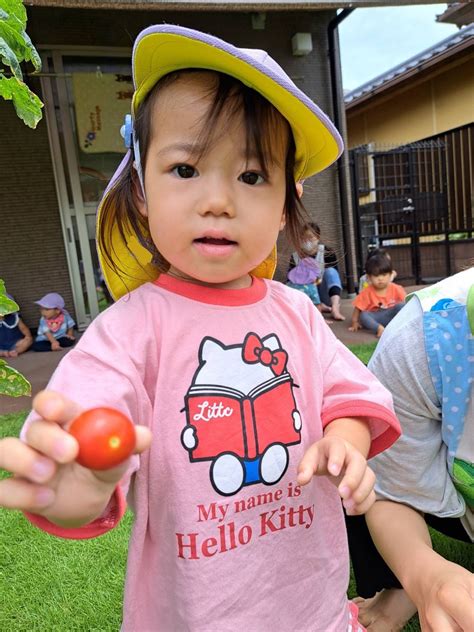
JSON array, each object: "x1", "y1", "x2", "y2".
[{"x1": 194, "y1": 73, "x2": 292, "y2": 175}]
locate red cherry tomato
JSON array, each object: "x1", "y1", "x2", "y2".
[{"x1": 69, "y1": 407, "x2": 136, "y2": 470}]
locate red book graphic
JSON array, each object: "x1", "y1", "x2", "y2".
[
  {"x1": 185, "y1": 375, "x2": 300, "y2": 461},
  {"x1": 181, "y1": 333, "x2": 302, "y2": 496}
]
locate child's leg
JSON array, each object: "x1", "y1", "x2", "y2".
[
  {"x1": 359, "y1": 310, "x2": 384, "y2": 335},
  {"x1": 57, "y1": 337, "x2": 75, "y2": 349},
  {"x1": 376, "y1": 303, "x2": 405, "y2": 328},
  {"x1": 32, "y1": 340, "x2": 53, "y2": 352},
  {"x1": 14, "y1": 336, "x2": 33, "y2": 355},
  {"x1": 320, "y1": 268, "x2": 345, "y2": 320}
]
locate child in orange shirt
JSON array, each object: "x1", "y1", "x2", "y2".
[{"x1": 349, "y1": 253, "x2": 406, "y2": 338}]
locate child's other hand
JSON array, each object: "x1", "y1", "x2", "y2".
[
  {"x1": 296, "y1": 436, "x2": 376, "y2": 514},
  {"x1": 348, "y1": 322, "x2": 361, "y2": 332},
  {"x1": 51, "y1": 340, "x2": 61, "y2": 351},
  {"x1": 0, "y1": 391, "x2": 152, "y2": 524}
]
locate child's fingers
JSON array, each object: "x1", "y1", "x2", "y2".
[
  {"x1": 344, "y1": 489, "x2": 376, "y2": 516},
  {"x1": 337, "y1": 450, "x2": 367, "y2": 499},
  {"x1": 0, "y1": 437, "x2": 57, "y2": 483},
  {"x1": 32, "y1": 390, "x2": 83, "y2": 426},
  {"x1": 133, "y1": 426, "x2": 153, "y2": 454},
  {"x1": 25, "y1": 420, "x2": 79, "y2": 465},
  {"x1": 297, "y1": 442, "x2": 323, "y2": 485},
  {"x1": 0, "y1": 477, "x2": 55, "y2": 511},
  {"x1": 325, "y1": 438, "x2": 347, "y2": 478},
  {"x1": 344, "y1": 465, "x2": 376, "y2": 506}
]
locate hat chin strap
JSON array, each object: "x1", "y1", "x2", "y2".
[{"x1": 132, "y1": 133, "x2": 147, "y2": 206}]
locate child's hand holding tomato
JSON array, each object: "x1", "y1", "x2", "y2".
[{"x1": 0, "y1": 390, "x2": 152, "y2": 527}]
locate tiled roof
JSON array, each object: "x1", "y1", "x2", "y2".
[{"x1": 345, "y1": 23, "x2": 473, "y2": 106}]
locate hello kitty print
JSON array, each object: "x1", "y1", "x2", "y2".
[{"x1": 181, "y1": 332, "x2": 302, "y2": 496}]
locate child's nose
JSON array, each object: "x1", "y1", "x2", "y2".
[{"x1": 198, "y1": 179, "x2": 235, "y2": 217}]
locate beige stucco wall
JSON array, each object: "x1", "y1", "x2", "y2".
[{"x1": 346, "y1": 51, "x2": 474, "y2": 148}]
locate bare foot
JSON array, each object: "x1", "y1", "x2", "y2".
[
  {"x1": 0, "y1": 350, "x2": 8, "y2": 357},
  {"x1": 320, "y1": 303, "x2": 332, "y2": 313},
  {"x1": 376, "y1": 325, "x2": 385, "y2": 338},
  {"x1": 331, "y1": 310, "x2": 345, "y2": 321},
  {"x1": 7, "y1": 350, "x2": 18, "y2": 357},
  {"x1": 354, "y1": 589, "x2": 417, "y2": 631}
]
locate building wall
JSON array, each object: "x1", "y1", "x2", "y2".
[
  {"x1": 1, "y1": 6, "x2": 347, "y2": 328},
  {"x1": 0, "y1": 91, "x2": 74, "y2": 329},
  {"x1": 346, "y1": 51, "x2": 474, "y2": 148}
]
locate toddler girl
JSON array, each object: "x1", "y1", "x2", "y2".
[
  {"x1": 32, "y1": 292, "x2": 76, "y2": 352},
  {"x1": 0, "y1": 26, "x2": 401, "y2": 631}
]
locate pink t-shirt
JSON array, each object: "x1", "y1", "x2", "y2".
[{"x1": 24, "y1": 275, "x2": 400, "y2": 631}]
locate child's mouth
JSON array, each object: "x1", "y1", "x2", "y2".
[
  {"x1": 194, "y1": 237, "x2": 237, "y2": 245},
  {"x1": 193, "y1": 236, "x2": 238, "y2": 257}
]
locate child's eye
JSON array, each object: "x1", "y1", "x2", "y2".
[
  {"x1": 172, "y1": 164, "x2": 197, "y2": 179},
  {"x1": 240, "y1": 171, "x2": 265, "y2": 185}
]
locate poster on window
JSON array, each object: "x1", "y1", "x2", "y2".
[{"x1": 72, "y1": 72, "x2": 133, "y2": 153}]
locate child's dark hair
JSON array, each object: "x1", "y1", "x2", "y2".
[
  {"x1": 98, "y1": 70, "x2": 310, "y2": 279},
  {"x1": 306, "y1": 222, "x2": 321, "y2": 239},
  {"x1": 365, "y1": 252, "x2": 393, "y2": 277}
]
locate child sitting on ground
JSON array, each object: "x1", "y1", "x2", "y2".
[
  {"x1": 32, "y1": 292, "x2": 76, "y2": 352},
  {"x1": 349, "y1": 252, "x2": 406, "y2": 338},
  {"x1": 358, "y1": 248, "x2": 397, "y2": 292},
  {"x1": 0, "y1": 297, "x2": 33, "y2": 357},
  {"x1": 287, "y1": 224, "x2": 325, "y2": 310}
]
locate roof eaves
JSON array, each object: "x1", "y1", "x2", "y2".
[{"x1": 345, "y1": 24, "x2": 474, "y2": 108}]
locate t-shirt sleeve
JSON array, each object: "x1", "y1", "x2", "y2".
[
  {"x1": 353, "y1": 288, "x2": 371, "y2": 312},
  {"x1": 20, "y1": 306, "x2": 155, "y2": 539},
  {"x1": 367, "y1": 298, "x2": 466, "y2": 518},
  {"x1": 310, "y1": 307, "x2": 401, "y2": 458},
  {"x1": 64, "y1": 310, "x2": 75, "y2": 329},
  {"x1": 393, "y1": 283, "x2": 407, "y2": 303}
]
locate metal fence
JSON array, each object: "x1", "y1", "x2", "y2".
[{"x1": 350, "y1": 123, "x2": 473, "y2": 284}]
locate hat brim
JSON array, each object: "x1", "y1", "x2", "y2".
[
  {"x1": 98, "y1": 25, "x2": 342, "y2": 301},
  {"x1": 132, "y1": 26, "x2": 342, "y2": 180}
]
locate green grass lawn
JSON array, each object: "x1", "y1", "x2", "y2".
[{"x1": 0, "y1": 343, "x2": 471, "y2": 630}]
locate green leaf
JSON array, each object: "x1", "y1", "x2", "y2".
[
  {"x1": 21, "y1": 28, "x2": 41, "y2": 71},
  {"x1": 0, "y1": 359, "x2": 31, "y2": 398},
  {"x1": 0, "y1": 20, "x2": 41, "y2": 70},
  {"x1": 0, "y1": 0, "x2": 27, "y2": 29},
  {"x1": 0, "y1": 34, "x2": 22, "y2": 79},
  {"x1": 0, "y1": 279, "x2": 19, "y2": 316},
  {"x1": 0, "y1": 75, "x2": 43, "y2": 128}
]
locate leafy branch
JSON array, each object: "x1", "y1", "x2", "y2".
[
  {"x1": 0, "y1": 279, "x2": 31, "y2": 397},
  {"x1": 0, "y1": 0, "x2": 43, "y2": 128}
]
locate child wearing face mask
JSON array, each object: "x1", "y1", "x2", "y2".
[
  {"x1": 0, "y1": 25, "x2": 401, "y2": 631},
  {"x1": 287, "y1": 224, "x2": 325, "y2": 310},
  {"x1": 288, "y1": 222, "x2": 345, "y2": 320}
]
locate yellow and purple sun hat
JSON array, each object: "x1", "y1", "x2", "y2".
[{"x1": 97, "y1": 24, "x2": 344, "y2": 300}]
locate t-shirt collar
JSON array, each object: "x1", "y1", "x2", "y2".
[{"x1": 153, "y1": 274, "x2": 267, "y2": 306}]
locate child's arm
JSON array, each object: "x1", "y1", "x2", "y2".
[
  {"x1": 16, "y1": 318, "x2": 33, "y2": 353},
  {"x1": 366, "y1": 500, "x2": 474, "y2": 631},
  {"x1": 348, "y1": 307, "x2": 362, "y2": 332},
  {"x1": 297, "y1": 416, "x2": 374, "y2": 515},
  {"x1": 0, "y1": 390, "x2": 152, "y2": 528},
  {"x1": 43, "y1": 329, "x2": 61, "y2": 350},
  {"x1": 65, "y1": 327, "x2": 75, "y2": 340}
]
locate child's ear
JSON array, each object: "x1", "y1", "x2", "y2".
[{"x1": 296, "y1": 181, "x2": 304, "y2": 198}]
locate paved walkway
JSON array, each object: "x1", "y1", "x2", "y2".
[{"x1": 0, "y1": 286, "x2": 423, "y2": 416}]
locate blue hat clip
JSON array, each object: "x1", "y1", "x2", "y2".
[{"x1": 120, "y1": 114, "x2": 133, "y2": 149}]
